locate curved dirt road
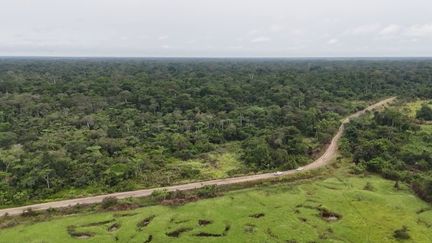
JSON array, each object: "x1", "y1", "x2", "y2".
[{"x1": 0, "y1": 97, "x2": 395, "y2": 216}]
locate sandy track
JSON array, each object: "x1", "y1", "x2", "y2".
[{"x1": 0, "y1": 97, "x2": 395, "y2": 216}]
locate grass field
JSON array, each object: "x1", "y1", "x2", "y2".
[{"x1": 1, "y1": 173, "x2": 431, "y2": 243}]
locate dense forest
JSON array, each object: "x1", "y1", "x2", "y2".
[
  {"x1": 342, "y1": 107, "x2": 432, "y2": 202},
  {"x1": 1, "y1": 58, "x2": 432, "y2": 205}
]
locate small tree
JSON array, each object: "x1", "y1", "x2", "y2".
[
  {"x1": 394, "y1": 180, "x2": 400, "y2": 190},
  {"x1": 197, "y1": 185, "x2": 218, "y2": 198},
  {"x1": 101, "y1": 196, "x2": 118, "y2": 209},
  {"x1": 416, "y1": 104, "x2": 432, "y2": 121}
]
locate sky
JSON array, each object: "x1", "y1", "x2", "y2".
[{"x1": 1, "y1": 0, "x2": 432, "y2": 57}]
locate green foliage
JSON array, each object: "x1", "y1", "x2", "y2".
[
  {"x1": 151, "y1": 189, "x2": 169, "y2": 202},
  {"x1": 1, "y1": 59, "x2": 432, "y2": 204},
  {"x1": 1, "y1": 176, "x2": 432, "y2": 242},
  {"x1": 196, "y1": 185, "x2": 218, "y2": 198},
  {"x1": 393, "y1": 226, "x2": 410, "y2": 240},
  {"x1": 101, "y1": 197, "x2": 119, "y2": 209},
  {"x1": 363, "y1": 182, "x2": 375, "y2": 191},
  {"x1": 344, "y1": 108, "x2": 432, "y2": 202},
  {"x1": 416, "y1": 104, "x2": 432, "y2": 121}
]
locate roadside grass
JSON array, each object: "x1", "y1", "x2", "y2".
[
  {"x1": 1, "y1": 171, "x2": 431, "y2": 243},
  {"x1": 399, "y1": 99, "x2": 432, "y2": 119}
]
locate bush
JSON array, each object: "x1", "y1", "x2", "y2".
[
  {"x1": 197, "y1": 185, "x2": 218, "y2": 198},
  {"x1": 21, "y1": 208, "x2": 38, "y2": 217},
  {"x1": 393, "y1": 226, "x2": 410, "y2": 240},
  {"x1": 351, "y1": 163, "x2": 366, "y2": 175},
  {"x1": 416, "y1": 104, "x2": 432, "y2": 121},
  {"x1": 101, "y1": 196, "x2": 119, "y2": 209},
  {"x1": 363, "y1": 182, "x2": 375, "y2": 191},
  {"x1": 151, "y1": 189, "x2": 169, "y2": 202}
]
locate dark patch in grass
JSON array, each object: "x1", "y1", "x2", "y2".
[
  {"x1": 249, "y1": 213, "x2": 265, "y2": 218},
  {"x1": 393, "y1": 226, "x2": 410, "y2": 240},
  {"x1": 144, "y1": 235, "x2": 153, "y2": 243},
  {"x1": 224, "y1": 225, "x2": 231, "y2": 234},
  {"x1": 417, "y1": 219, "x2": 431, "y2": 228},
  {"x1": 363, "y1": 182, "x2": 375, "y2": 191},
  {"x1": 137, "y1": 215, "x2": 156, "y2": 231},
  {"x1": 267, "y1": 228, "x2": 278, "y2": 239},
  {"x1": 318, "y1": 208, "x2": 342, "y2": 221},
  {"x1": 174, "y1": 219, "x2": 190, "y2": 224},
  {"x1": 113, "y1": 212, "x2": 138, "y2": 218},
  {"x1": 166, "y1": 227, "x2": 192, "y2": 237},
  {"x1": 107, "y1": 223, "x2": 120, "y2": 232},
  {"x1": 244, "y1": 223, "x2": 256, "y2": 233},
  {"x1": 286, "y1": 240, "x2": 298, "y2": 243},
  {"x1": 67, "y1": 225, "x2": 95, "y2": 239},
  {"x1": 320, "y1": 184, "x2": 340, "y2": 190},
  {"x1": 416, "y1": 207, "x2": 431, "y2": 214},
  {"x1": 298, "y1": 217, "x2": 307, "y2": 222},
  {"x1": 194, "y1": 232, "x2": 223, "y2": 237},
  {"x1": 81, "y1": 219, "x2": 115, "y2": 227},
  {"x1": 198, "y1": 219, "x2": 212, "y2": 226},
  {"x1": 194, "y1": 224, "x2": 230, "y2": 237}
]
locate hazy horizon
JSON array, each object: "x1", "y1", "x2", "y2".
[{"x1": 2, "y1": 0, "x2": 432, "y2": 57}]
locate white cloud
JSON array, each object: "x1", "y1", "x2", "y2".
[
  {"x1": 247, "y1": 29, "x2": 260, "y2": 35},
  {"x1": 251, "y1": 36, "x2": 271, "y2": 43},
  {"x1": 158, "y1": 35, "x2": 169, "y2": 40},
  {"x1": 327, "y1": 38, "x2": 339, "y2": 45},
  {"x1": 349, "y1": 24, "x2": 382, "y2": 35},
  {"x1": 270, "y1": 24, "x2": 284, "y2": 32},
  {"x1": 379, "y1": 24, "x2": 401, "y2": 35},
  {"x1": 406, "y1": 24, "x2": 432, "y2": 37}
]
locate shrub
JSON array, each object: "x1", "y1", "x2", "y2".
[
  {"x1": 101, "y1": 196, "x2": 119, "y2": 209},
  {"x1": 393, "y1": 226, "x2": 410, "y2": 240},
  {"x1": 151, "y1": 189, "x2": 169, "y2": 202},
  {"x1": 197, "y1": 185, "x2": 218, "y2": 198},
  {"x1": 416, "y1": 104, "x2": 432, "y2": 121},
  {"x1": 21, "y1": 208, "x2": 38, "y2": 217},
  {"x1": 363, "y1": 182, "x2": 375, "y2": 191}
]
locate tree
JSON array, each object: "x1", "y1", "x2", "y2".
[
  {"x1": 242, "y1": 137, "x2": 271, "y2": 169},
  {"x1": 416, "y1": 104, "x2": 432, "y2": 121}
]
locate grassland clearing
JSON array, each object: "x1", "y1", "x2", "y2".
[{"x1": 1, "y1": 170, "x2": 431, "y2": 243}]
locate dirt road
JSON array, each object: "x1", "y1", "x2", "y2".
[{"x1": 0, "y1": 97, "x2": 395, "y2": 216}]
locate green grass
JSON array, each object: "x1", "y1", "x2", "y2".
[
  {"x1": 400, "y1": 99, "x2": 432, "y2": 118},
  {"x1": 180, "y1": 142, "x2": 246, "y2": 179},
  {"x1": 1, "y1": 174, "x2": 431, "y2": 243}
]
